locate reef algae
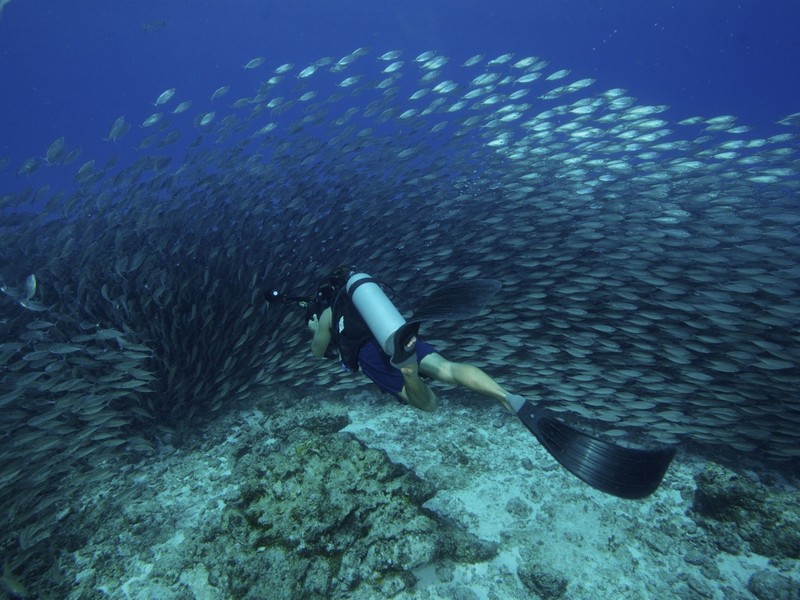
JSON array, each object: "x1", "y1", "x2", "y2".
[
  {"x1": 233, "y1": 432, "x2": 497, "y2": 597},
  {"x1": 692, "y1": 463, "x2": 800, "y2": 559}
]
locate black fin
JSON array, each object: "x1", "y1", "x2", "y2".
[
  {"x1": 517, "y1": 402, "x2": 676, "y2": 499},
  {"x1": 410, "y1": 279, "x2": 501, "y2": 323}
]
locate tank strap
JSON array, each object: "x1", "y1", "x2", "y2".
[{"x1": 346, "y1": 276, "x2": 380, "y2": 297}]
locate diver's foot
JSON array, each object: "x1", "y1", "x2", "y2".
[{"x1": 503, "y1": 393, "x2": 526, "y2": 413}]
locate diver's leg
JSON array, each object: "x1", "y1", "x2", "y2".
[
  {"x1": 359, "y1": 336, "x2": 437, "y2": 412},
  {"x1": 419, "y1": 353, "x2": 511, "y2": 409},
  {"x1": 398, "y1": 336, "x2": 437, "y2": 412},
  {"x1": 398, "y1": 371, "x2": 437, "y2": 412}
]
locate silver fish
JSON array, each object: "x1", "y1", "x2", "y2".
[
  {"x1": 243, "y1": 57, "x2": 265, "y2": 69},
  {"x1": 23, "y1": 274, "x2": 36, "y2": 300},
  {"x1": 104, "y1": 116, "x2": 128, "y2": 142},
  {"x1": 153, "y1": 88, "x2": 176, "y2": 106}
]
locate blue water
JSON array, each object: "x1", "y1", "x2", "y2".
[{"x1": 1, "y1": 0, "x2": 798, "y2": 191}]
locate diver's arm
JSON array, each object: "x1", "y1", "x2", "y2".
[{"x1": 309, "y1": 307, "x2": 333, "y2": 358}]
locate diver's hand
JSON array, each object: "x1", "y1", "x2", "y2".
[{"x1": 307, "y1": 314, "x2": 319, "y2": 334}]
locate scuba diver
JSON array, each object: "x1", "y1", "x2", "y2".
[
  {"x1": 306, "y1": 267, "x2": 522, "y2": 414},
  {"x1": 272, "y1": 265, "x2": 677, "y2": 500}
]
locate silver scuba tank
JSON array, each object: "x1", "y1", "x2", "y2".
[{"x1": 346, "y1": 272, "x2": 419, "y2": 367}]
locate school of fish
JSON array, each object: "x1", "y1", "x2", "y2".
[{"x1": 0, "y1": 47, "x2": 798, "y2": 567}]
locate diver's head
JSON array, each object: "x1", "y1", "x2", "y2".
[{"x1": 326, "y1": 264, "x2": 353, "y2": 289}]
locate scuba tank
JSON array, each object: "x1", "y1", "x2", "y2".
[{"x1": 345, "y1": 272, "x2": 420, "y2": 368}]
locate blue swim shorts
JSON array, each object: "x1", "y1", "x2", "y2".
[{"x1": 358, "y1": 338, "x2": 439, "y2": 398}]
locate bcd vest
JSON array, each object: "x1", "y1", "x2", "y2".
[{"x1": 330, "y1": 287, "x2": 374, "y2": 372}]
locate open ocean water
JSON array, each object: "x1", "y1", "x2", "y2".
[{"x1": 1, "y1": 1, "x2": 799, "y2": 598}]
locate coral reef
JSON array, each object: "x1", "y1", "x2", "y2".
[{"x1": 693, "y1": 463, "x2": 800, "y2": 559}]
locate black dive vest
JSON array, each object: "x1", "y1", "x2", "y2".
[{"x1": 330, "y1": 287, "x2": 374, "y2": 372}]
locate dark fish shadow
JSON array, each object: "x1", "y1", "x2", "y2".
[{"x1": 142, "y1": 19, "x2": 167, "y2": 32}]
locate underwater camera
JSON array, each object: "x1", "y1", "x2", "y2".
[{"x1": 266, "y1": 265, "x2": 354, "y2": 324}]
